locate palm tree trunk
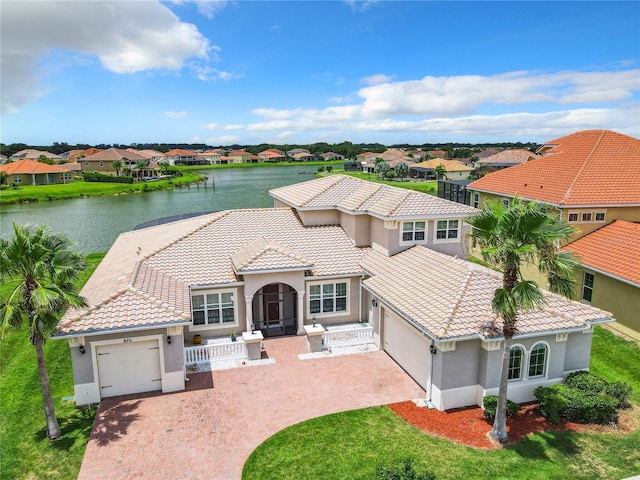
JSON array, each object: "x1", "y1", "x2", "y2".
[
  {"x1": 490, "y1": 335, "x2": 512, "y2": 443},
  {"x1": 35, "y1": 339, "x2": 61, "y2": 439}
]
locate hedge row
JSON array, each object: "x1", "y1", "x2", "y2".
[
  {"x1": 534, "y1": 371, "x2": 632, "y2": 425},
  {"x1": 482, "y1": 395, "x2": 521, "y2": 420},
  {"x1": 83, "y1": 172, "x2": 134, "y2": 184}
]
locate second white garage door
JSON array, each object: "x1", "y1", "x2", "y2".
[
  {"x1": 96, "y1": 340, "x2": 162, "y2": 398},
  {"x1": 383, "y1": 310, "x2": 430, "y2": 390}
]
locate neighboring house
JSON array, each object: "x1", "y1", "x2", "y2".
[
  {"x1": 474, "y1": 149, "x2": 539, "y2": 172},
  {"x1": 228, "y1": 149, "x2": 254, "y2": 163},
  {"x1": 286, "y1": 148, "x2": 310, "y2": 157},
  {"x1": 320, "y1": 152, "x2": 345, "y2": 161},
  {"x1": 258, "y1": 150, "x2": 287, "y2": 162},
  {"x1": 55, "y1": 175, "x2": 610, "y2": 412},
  {"x1": 195, "y1": 150, "x2": 222, "y2": 164},
  {"x1": 133, "y1": 149, "x2": 168, "y2": 163},
  {"x1": 360, "y1": 150, "x2": 413, "y2": 173},
  {"x1": 80, "y1": 148, "x2": 149, "y2": 174},
  {"x1": 290, "y1": 152, "x2": 316, "y2": 162},
  {"x1": 410, "y1": 159, "x2": 475, "y2": 180},
  {"x1": 165, "y1": 149, "x2": 200, "y2": 165},
  {"x1": 561, "y1": 220, "x2": 640, "y2": 341},
  {"x1": 437, "y1": 180, "x2": 474, "y2": 206},
  {"x1": 0, "y1": 154, "x2": 7, "y2": 164},
  {"x1": 64, "y1": 148, "x2": 103, "y2": 161},
  {"x1": 0, "y1": 159, "x2": 74, "y2": 185},
  {"x1": 10, "y1": 149, "x2": 63, "y2": 163}
]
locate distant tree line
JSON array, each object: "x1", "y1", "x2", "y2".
[{"x1": 1, "y1": 140, "x2": 539, "y2": 159}]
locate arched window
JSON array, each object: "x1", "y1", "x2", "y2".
[
  {"x1": 508, "y1": 346, "x2": 524, "y2": 380},
  {"x1": 528, "y1": 343, "x2": 547, "y2": 377}
]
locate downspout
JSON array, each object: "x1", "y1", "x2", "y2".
[
  {"x1": 425, "y1": 341, "x2": 436, "y2": 409},
  {"x1": 358, "y1": 276, "x2": 362, "y2": 322}
]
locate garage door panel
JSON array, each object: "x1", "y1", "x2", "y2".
[
  {"x1": 97, "y1": 340, "x2": 162, "y2": 398},
  {"x1": 383, "y1": 311, "x2": 430, "y2": 389}
]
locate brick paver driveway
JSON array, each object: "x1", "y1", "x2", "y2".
[{"x1": 78, "y1": 336, "x2": 424, "y2": 480}]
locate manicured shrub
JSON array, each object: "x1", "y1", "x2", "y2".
[
  {"x1": 605, "y1": 381, "x2": 633, "y2": 408},
  {"x1": 317, "y1": 166, "x2": 325, "y2": 172},
  {"x1": 534, "y1": 386, "x2": 567, "y2": 424},
  {"x1": 83, "y1": 172, "x2": 133, "y2": 184},
  {"x1": 565, "y1": 370, "x2": 608, "y2": 394},
  {"x1": 376, "y1": 457, "x2": 436, "y2": 480},
  {"x1": 326, "y1": 165, "x2": 333, "y2": 172},
  {"x1": 482, "y1": 395, "x2": 521, "y2": 420}
]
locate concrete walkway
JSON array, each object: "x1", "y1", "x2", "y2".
[{"x1": 78, "y1": 336, "x2": 424, "y2": 480}]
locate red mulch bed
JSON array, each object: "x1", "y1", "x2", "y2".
[{"x1": 388, "y1": 401, "x2": 578, "y2": 449}]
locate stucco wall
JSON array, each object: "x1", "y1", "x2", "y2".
[
  {"x1": 339, "y1": 211, "x2": 371, "y2": 247},
  {"x1": 561, "y1": 206, "x2": 640, "y2": 240},
  {"x1": 438, "y1": 340, "x2": 480, "y2": 389},
  {"x1": 564, "y1": 330, "x2": 594, "y2": 372},
  {"x1": 297, "y1": 209, "x2": 340, "y2": 226}
]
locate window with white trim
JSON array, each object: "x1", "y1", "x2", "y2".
[
  {"x1": 435, "y1": 219, "x2": 459, "y2": 241},
  {"x1": 582, "y1": 272, "x2": 594, "y2": 302},
  {"x1": 402, "y1": 221, "x2": 426, "y2": 242},
  {"x1": 508, "y1": 346, "x2": 523, "y2": 380},
  {"x1": 528, "y1": 343, "x2": 547, "y2": 377},
  {"x1": 581, "y1": 212, "x2": 592, "y2": 222},
  {"x1": 13, "y1": 176, "x2": 22, "y2": 183},
  {"x1": 473, "y1": 193, "x2": 479, "y2": 208},
  {"x1": 594, "y1": 212, "x2": 606, "y2": 222},
  {"x1": 309, "y1": 281, "x2": 348, "y2": 315},
  {"x1": 568, "y1": 212, "x2": 579, "y2": 222},
  {"x1": 191, "y1": 291, "x2": 235, "y2": 326}
]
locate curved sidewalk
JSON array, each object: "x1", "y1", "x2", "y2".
[{"x1": 78, "y1": 336, "x2": 424, "y2": 480}]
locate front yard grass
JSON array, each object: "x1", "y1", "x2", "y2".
[
  {"x1": 243, "y1": 326, "x2": 640, "y2": 480},
  {"x1": 328, "y1": 170, "x2": 437, "y2": 195},
  {"x1": 0, "y1": 253, "x2": 105, "y2": 479}
]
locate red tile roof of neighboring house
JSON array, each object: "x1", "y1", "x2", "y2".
[
  {"x1": 229, "y1": 149, "x2": 251, "y2": 155},
  {"x1": 468, "y1": 130, "x2": 640, "y2": 207},
  {"x1": 165, "y1": 149, "x2": 197, "y2": 157},
  {"x1": 411, "y1": 158, "x2": 474, "y2": 171},
  {"x1": 81, "y1": 148, "x2": 147, "y2": 161},
  {"x1": 561, "y1": 220, "x2": 640, "y2": 286},
  {"x1": 0, "y1": 159, "x2": 69, "y2": 174}
]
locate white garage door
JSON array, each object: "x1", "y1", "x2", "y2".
[
  {"x1": 383, "y1": 310, "x2": 430, "y2": 390},
  {"x1": 97, "y1": 340, "x2": 162, "y2": 398}
]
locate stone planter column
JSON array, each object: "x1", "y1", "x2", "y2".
[
  {"x1": 304, "y1": 324, "x2": 325, "y2": 353},
  {"x1": 244, "y1": 294, "x2": 253, "y2": 331},
  {"x1": 242, "y1": 331, "x2": 264, "y2": 361}
]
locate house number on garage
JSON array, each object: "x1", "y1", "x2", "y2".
[{"x1": 123, "y1": 338, "x2": 132, "y2": 343}]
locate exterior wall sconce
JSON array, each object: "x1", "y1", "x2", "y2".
[
  {"x1": 312, "y1": 316, "x2": 317, "y2": 327},
  {"x1": 251, "y1": 322, "x2": 256, "y2": 334},
  {"x1": 372, "y1": 299, "x2": 378, "y2": 307},
  {"x1": 79, "y1": 345, "x2": 86, "y2": 354},
  {"x1": 167, "y1": 336, "x2": 172, "y2": 345},
  {"x1": 429, "y1": 344, "x2": 437, "y2": 355}
]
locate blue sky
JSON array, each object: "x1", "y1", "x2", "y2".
[{"x1": 2, "y1": 1, "x2": 639, "y2": 146}]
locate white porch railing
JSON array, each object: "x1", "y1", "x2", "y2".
[
  {"x1": 323, "y1": 323, "x2": 374, "y2": 349},
  {"x1": 184, "y1": 340, "x2": 247, "y2": 364}
]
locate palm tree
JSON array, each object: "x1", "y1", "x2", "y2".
[
  {"x1": 434, "y1": 163, "x2": 447, "y2": 180},
  {"x1": 0, "y1": 223, "x2": 87, "y2": 439},
  {"x1": 468, "y1": 198, "x2": 578, "y2": 443},
  {"x1": 112, "y1": 160, "x2": 123, "y2": 176}
]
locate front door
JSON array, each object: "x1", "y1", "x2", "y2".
[
  {"x1": 261, "y1": 284, "x2": 284, "y2": 336},
  {"x1": 255, "y1": 283, "x2": 297, "y2": 337}
]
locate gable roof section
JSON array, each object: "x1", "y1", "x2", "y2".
[
  {"x1": 561, "y1": 220, "x2": 640, "y2": 286},
  {"x1": 231, "y1": 236, "x2": 314, "y2": 274},
  {"x1": 0, "y1": 159, "x2": 69, "y2": 174},
  {"x1": 165, "y1": 149, "x2": 196, "y2": 157},
  {"x1": 468, "y1": 130, "x2": 640, "y2": 207},
  {"x1": 270, "y1": 174, "x2": 478, "y2": 218},
  {"x1": 411, "y1": 158, "x2": 474, "y2": 171},
  {"x1": 81, "y1": 148, "x2": 148, "y2": 162},
  {"x1": 476, "y1": 149, "x2": 539, "y2": 166},
  {"x1": 361, "y1": 246, "x2": 612, "y2": 341}
]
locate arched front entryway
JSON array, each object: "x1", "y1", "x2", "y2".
[{"x1": 252, "y1": 283, "x2": 298, "y2": 337}]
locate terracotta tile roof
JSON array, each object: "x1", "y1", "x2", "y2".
[
  {"x1": 231, "y1": 236, "x2": 314, "y2": 274},
  {"x1": 165, "y1": 149, "x2": 197, "y2": 157},
  {"x1": 270, "y1": 174, "x2": 479, "y2": 218},
  {"x1": 361, "y1": 246, "x2": 612, "y2": 341},
  {"x1": 81, "y1": 148, "x2": 148, "y2": 162},
  {"x1": 561, "y1": 220, "x2": 640, "y2": 286},
  {"x1": 411, "y1": 158, "x2": 475, "y2": 171},
  {"x1": 476, "y1": 149, "x2": 539, "y2": 165},
  {"x1": 10, "y1": 149, "x2": 63, "y2": 160},
  {"x1": 468, "y1": 130, "x2": 640, "y2": 207},
  {"x1": 0, "y1": 159, "x2": 69, "y2": 174}
]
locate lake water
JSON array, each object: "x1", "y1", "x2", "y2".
[{"x1": 0, "y1": 166, "x2": 316, "y2": 253}]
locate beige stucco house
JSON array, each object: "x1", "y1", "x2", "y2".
[
  {"x1": 0, "y1": 159, "x2": 74, "y2": 185},
  {"x1": 55, "y1": 175, "x2": 612, "y2": 410}
]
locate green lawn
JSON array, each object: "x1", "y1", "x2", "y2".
[
  {"x1": 0, "y1": 173, "x2": 203, "y2": 205},
  {"x1": 0, "y1": 253, "x2": 105, "y2": 479},
  {"x1": 243, "y1": 327, "x2": 640, "y2": 480}
]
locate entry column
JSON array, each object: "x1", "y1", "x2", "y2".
[
  {"x1": 296, "y1": 290, "x2": 305, "y2": 335},
  {"x1": 244, "y1": 294, "x2": 254, "y2": 332}
]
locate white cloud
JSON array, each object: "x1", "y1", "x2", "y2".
[
  {"x1": 191, "y1": 64, "x2": 244, "y2": 81},
  {"x1": 201, "y1": 122, "x2": 244, "y2": 130},
  {"x1": 164, "y1": 111, "x2": 188, "y2": 119},
  {"x1": 343, "y1": 0, "x2": 380, "y2": 13},
  {"x1": 1, "y1": 0, "x2": 212, "y2": 114},
  {"x1": 361, "y1": 73, "x2": 395, "y2": 86},
  {"x1": 202, "y1": 123, "x2": 220, "y2": 130},
  {"x1": 223, "y1": 124, "x2": 244, "y2": 130},
  {"x1": 208, "y1": 135, "x2": 241, "y2": 144},
  {"x1": 170, "y1": 0, "x2": 229, "y2": 19}
]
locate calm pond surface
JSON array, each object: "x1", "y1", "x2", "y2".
[{"x1": 0, "y1": 166, "x2": 316, "y2": 253}]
